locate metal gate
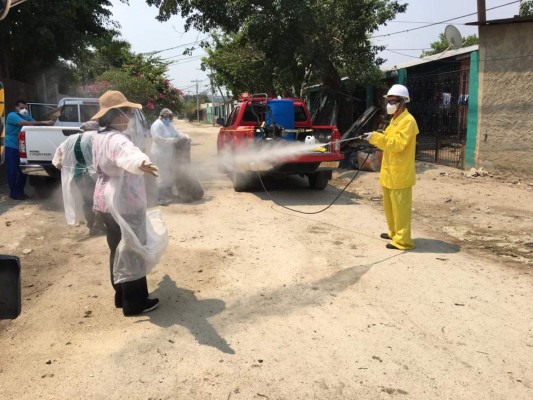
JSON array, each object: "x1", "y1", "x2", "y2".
[{"x1": 407, "y1": 65, "x2": 469, "y2": 167}]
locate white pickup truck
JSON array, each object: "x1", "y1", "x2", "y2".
[{"x1": 19, "y1": 97, "x2": 151, "y2": 197}]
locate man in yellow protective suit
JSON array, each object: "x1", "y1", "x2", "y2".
[{"x1": 362, "y1": 84, "x2": 419, "y2": 250}]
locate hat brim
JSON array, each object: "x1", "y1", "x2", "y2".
[{"x1": 91, "y1": 100, "x2": 142, "y2": 121}]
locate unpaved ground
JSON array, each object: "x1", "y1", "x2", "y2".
[
  {"x1": 333, "y1": 161, "x2": 533, "y2": 269},
  {"x1": 0, "y1": 121, "x2": 531, "y2": 399}
]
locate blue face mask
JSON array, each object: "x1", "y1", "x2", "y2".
[{"x1": 162, "y1": 118, "x2": 171, "y2": 126}]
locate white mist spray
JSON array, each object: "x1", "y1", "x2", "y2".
[{"x1": 181, "y1": 136, "x2": 358, "y2": 184}]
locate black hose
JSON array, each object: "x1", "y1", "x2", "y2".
[{"x1": 257, "y1": 151, "x2": 372, "y2": 215}]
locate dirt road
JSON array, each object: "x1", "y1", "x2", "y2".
[{"x1": 1, "y1": 121, "x2": 531, "y2": 399}]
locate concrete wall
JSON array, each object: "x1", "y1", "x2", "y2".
[{"x1": 476, "y1": 21, "x2": 533, "y2": 177}]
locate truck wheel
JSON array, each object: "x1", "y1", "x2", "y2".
[
  {"x1": 308, "y1": 171, "x2": 329, "y2": 190},
  {"x1": 30, "y1": 177, "x2": 60, "y2": 199},
  {"x1": 232, "y1": 171, "x2": 249, "y2": 192}
]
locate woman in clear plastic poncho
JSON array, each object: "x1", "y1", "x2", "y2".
[{"x1": 91, "y1": 90, "x2": 168, "y2": 316}]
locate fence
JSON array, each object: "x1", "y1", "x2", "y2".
[{"x1": 407, "y1": 65, "x2": 469, "y2": 168}]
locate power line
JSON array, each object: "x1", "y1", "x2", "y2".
[
  {"x1": 167, "y1": 55, "x2": 205, "y2": 66},
  {"x1": 161, "y1": 50, "x2": 207, "y2": 61},
  {"x1": 139, "y1": 35, "x2": 209, "y2": 56},
  {"x1": 372, "y1": 0, "x2": 520, "y2": 38},
  {"x1": 385, "y1": 49, "x2": 425, "y2": 58},
  {"x1": 386, "y1": 48, "x2": 431, "y2": 51},
  {"x1": 389, "y1": 21, "x2": 471, "y2": 25}
]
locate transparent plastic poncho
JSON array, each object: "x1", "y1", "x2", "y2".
[
  {"x1": 92, "y1": 129, "x2": 169, "y2": 284},
  {"x1": 53, "y1": 131, "x2": 97, "y2": 225}
]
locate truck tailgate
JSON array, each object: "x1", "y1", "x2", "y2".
[{"x1": 21, "y1": 126, "x2": 80, "y2": 162}]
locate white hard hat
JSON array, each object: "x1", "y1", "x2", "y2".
[{"x1": 384, "y1": 84, "x2": 410, "y2": 103}]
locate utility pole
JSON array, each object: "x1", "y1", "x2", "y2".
[
  {"x1": 191, "y1": 79, "x2": 202, "y2": 123},
  {"x1": 210, "y1": 72, "x2": 216, "y2": 126},
  {"x1": 477, "y1": 0, "x2": 486, "y2": 24},
  {"x1": 211, "y1": 82, "x2": 216, "y2": 126}
]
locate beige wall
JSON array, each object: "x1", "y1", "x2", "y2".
[{"x1": 477, "y1": 21, "x2": 533, "y2": 177}]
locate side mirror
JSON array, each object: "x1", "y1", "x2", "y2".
[
  {"x1": 216, "y1": 117, "x2": 225, "y2": 126},
  {"x1": 0, "y1": 255, "x2": 21, "y2": 319}
]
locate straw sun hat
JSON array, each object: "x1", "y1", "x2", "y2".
[{"x1": 91, "y1": 90, "x2": 142, "y2": 120}]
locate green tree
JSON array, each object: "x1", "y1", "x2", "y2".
[
  {"x1": 0, "y1": 0, "x2": 117, "y2": 82},
  {"x1": 82, "y1": 54, "x2": 184, "y2": 121},
  {"x1": 202, "y1": 32, "x2": 278, "y2": 97},
  {"x1": 145, "y1": 0, "x2": 407, "y2": 131},
  {"x1": 520, "y1": 0, "x2": 533, "y2": 16},
  {"x1": 74, "y1": 32, "x2": 133, "y2": 86},
  {"x1": 420, "y1": 33, "x2": 478, "y2": 57}
]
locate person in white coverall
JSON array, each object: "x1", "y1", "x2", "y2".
[
  {"x1": 91, "y1": 90, "x2": 168, "y2": 316},
  {"x1": 150, "y1": 108, "x2": 191, "y2": 206},
  {"x1": 363, "y1": 84, "x2": 419, "y2": 250}
]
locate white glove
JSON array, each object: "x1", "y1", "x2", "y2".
[{"x1": 362, "y1": 132, "x2": 374, "y2": 141}]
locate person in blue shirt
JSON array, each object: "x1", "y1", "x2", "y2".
[{"x1": 5, "y1": 99, "x2": 53, "y2": 200}]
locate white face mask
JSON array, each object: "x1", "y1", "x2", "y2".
[
  {"x1": 18, "y1": 108, "x2": 29, "y2": 116},
  {"x1": 127, "y1": 116, "x2": 136, "y2": 132},
  {"x1": 386, "y1": 103, "x2": 398, "y2": 115}
]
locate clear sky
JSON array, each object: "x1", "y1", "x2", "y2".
[{"x1": 109, "y1": 0, "x2": 522, "y2": 92}]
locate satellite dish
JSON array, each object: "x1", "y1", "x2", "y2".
[{"x1": 444, "y1": 25, "x2": 463, "y2": 50}]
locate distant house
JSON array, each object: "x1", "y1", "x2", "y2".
[
  {"x1": 381, "y1": 45, "x2": 479, "y2": 168},
  {"x1": 304, "y1": 46, "x2": 480, "y2": 168},
  {"x1": 380, "y1": 16, "x2": 533, "y2": 178},
  {"x1": 466, "y1": 16, "x2": 533, "y2": 178}
]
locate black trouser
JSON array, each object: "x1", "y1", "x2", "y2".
[{"x1": 99, "y1": 212, "x2": 149, "y2": 315}]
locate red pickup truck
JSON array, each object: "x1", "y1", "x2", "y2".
[{"x1": 217, "y1": 94, "x2": 344, "y2": 191}]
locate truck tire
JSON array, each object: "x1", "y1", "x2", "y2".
[
  {"x1": 29, "y1": 176, "x2": 59, "y2": 199},
  {"x1": 308, "y1": 171, "x2": 329, "y2": 190},
  {"x1": 232, "y1": 171, "x2": 249, "y2": 192}
]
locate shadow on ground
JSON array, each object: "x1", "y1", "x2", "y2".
[
  {"x1": 412, "y1": 238, "x2": 461, "y2": 254},
  {"x1": 146, "y1": 256, "x2": 398, "y2": 353},
  {"x1": 147, "y1": 275, "x2": 235, "y2": 354}
]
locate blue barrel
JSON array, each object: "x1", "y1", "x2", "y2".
[{"x1": 266, "y1": 99, "x2": 295, "y2": 140}]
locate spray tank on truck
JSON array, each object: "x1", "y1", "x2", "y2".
[{"x1": 246, "y1": 94, "x2": 297, "y2": 143}]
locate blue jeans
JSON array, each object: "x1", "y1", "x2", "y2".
[{"x1": 5, "y1": 147, "x2": 27, "y2": 199}]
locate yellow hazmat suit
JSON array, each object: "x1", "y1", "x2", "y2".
[{"x1": 369, "y1": 109, "x2": 419, "y2": 250}]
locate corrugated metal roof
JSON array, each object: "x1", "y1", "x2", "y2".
[
  {"x1": 466, "y1": 15, "x2": 533, "y2": 26},
  {"x1": 382, "y1": 44, "x2": 479, "y2": 72}
]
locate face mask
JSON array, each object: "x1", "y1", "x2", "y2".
[
  {"x1": 386, "y1": 103, "x2": 398, "y2": 115},
  {"x1": 127, "y1": 117, "x2": 136, "y2": 132},
  {"x1": 162, "y1": 118, "x2": 171, "y2": 126},
  {"x1": 18, "y1": 108, "x2": 28, "y2": 116}
]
